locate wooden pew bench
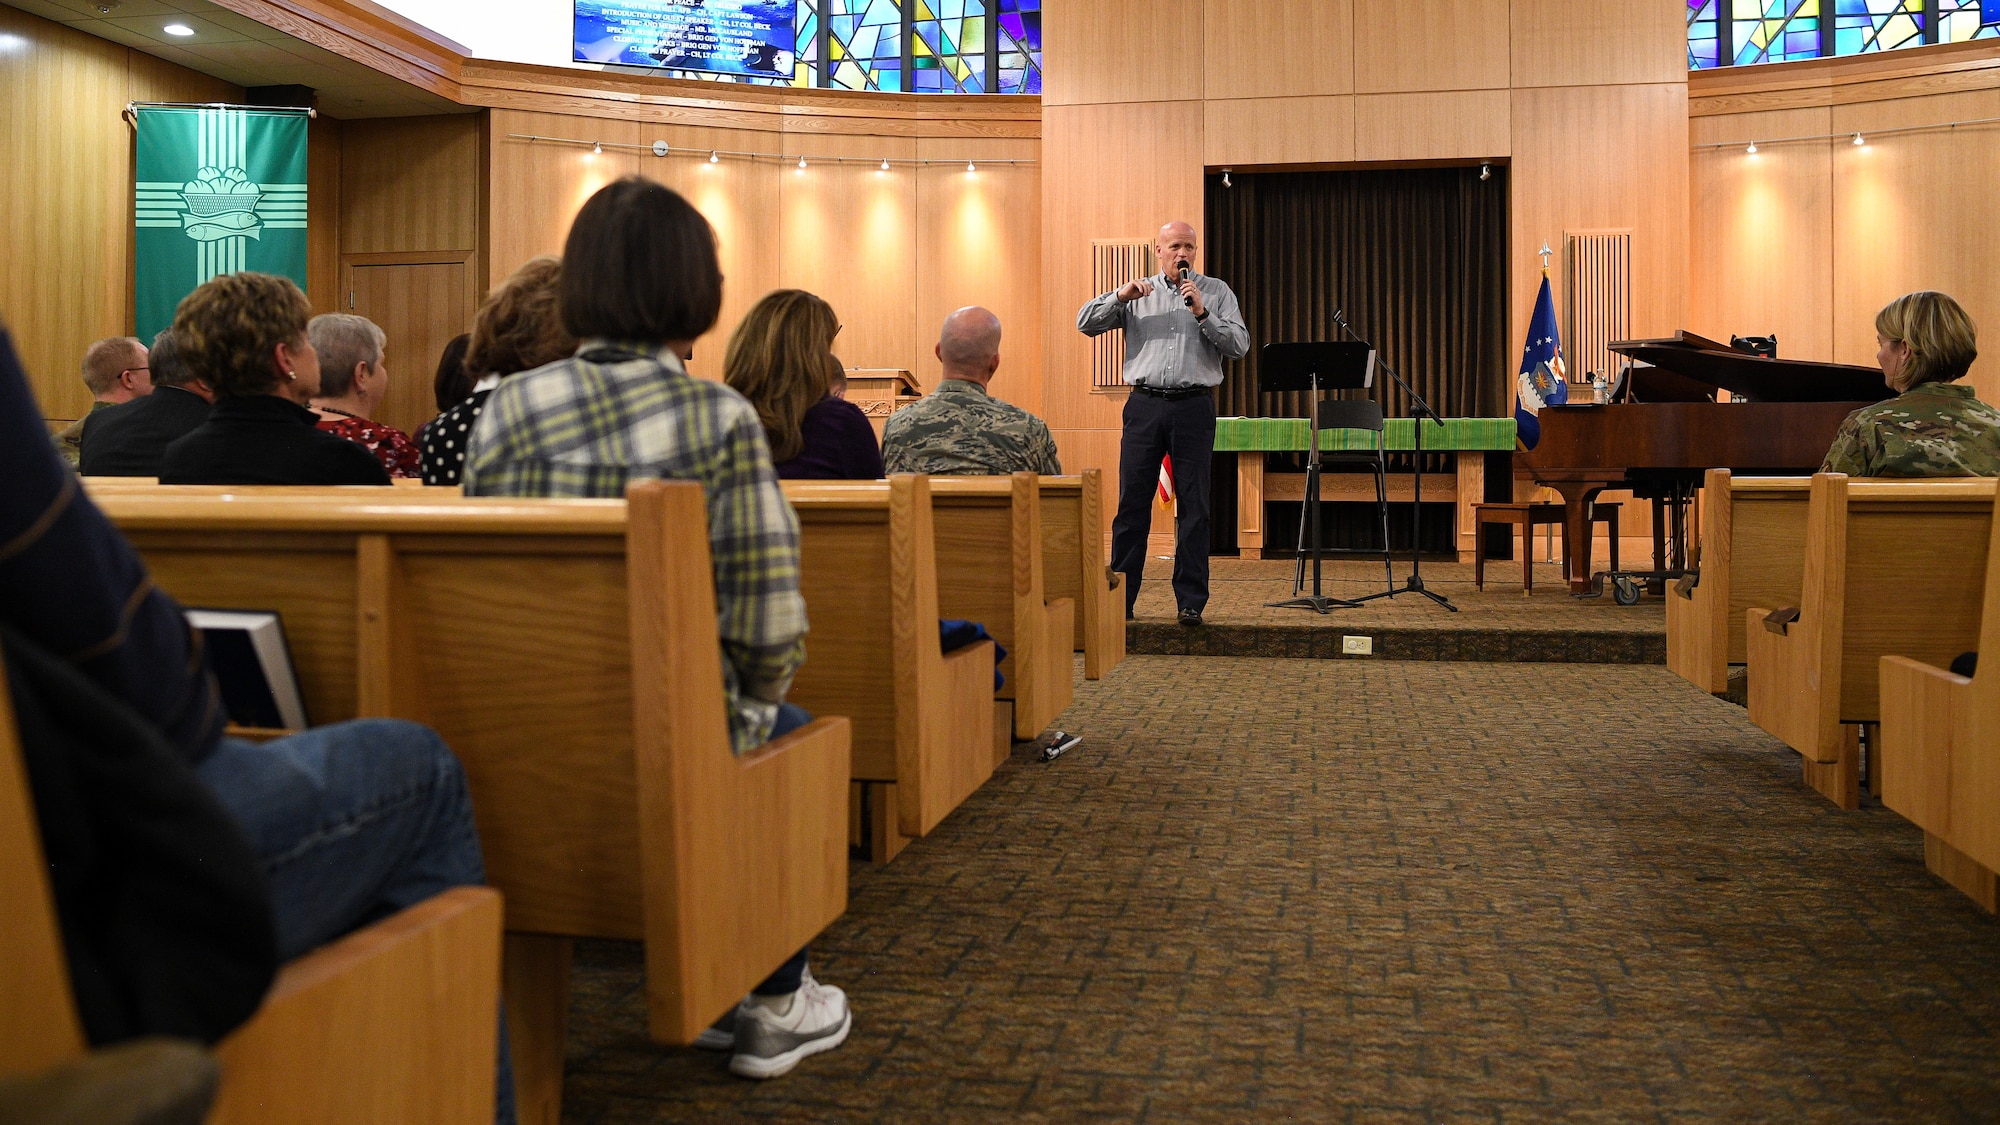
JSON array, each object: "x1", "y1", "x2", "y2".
[
  {"x1": 90, "y1": 482, "x2": 852, "y2": 1125},
  {"x1": 1746, "y1": 474, "x2": 1995, "y2": 810},
  {"x1": 1038, "y1": 470, "x2": 1126, "y2": 681},
  {"x1": 0, "y1": 650, "x2": 507, "y2": 1125},
  {"x1": 1879, "y1": 489, "x2": 2000, "y2": 914},
  {"x1": 929, "y1": 474, "x2": 1076, "y2": 741},
  {"x1": 782, "y1": 477, "x2": 996, "y2": 864},
  {"x1": 1665, "y1": 470, "x2": 1813, "y2": 694}
]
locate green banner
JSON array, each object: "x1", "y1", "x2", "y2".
[{"x1": 134, "y1": 106, "x2": 308, "y2": 341}]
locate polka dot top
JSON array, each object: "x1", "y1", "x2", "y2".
[{"x1": 416, "y1": 388, "x2": 492, "y2": 488}]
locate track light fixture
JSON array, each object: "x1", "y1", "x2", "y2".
[
  {"x1": 967, "y1": 161, "x2": 976, "y2": 172},
  {"x1": 709, "y1": 150, "x2": 719, "y2": 163},
  {"x1": 880, "y1": 158, "x2": 891, "y2": 171},
  {"x1": 797, "y1": 155, "x2": 808, "y2": 170},
  {"x1": 591, "y1": 141, "x2": 601, "y2": 155},
  {"x1": 1478, "y1": 162, "x2": 1491, "y2": 181},
  {"x1": 1222, "y1": 169, "x2": 1232, "y2": 187},
  {"x1": 1852, "y1": 131, "x2": 1866, "y2": 146},
  {"x1": 1746, "y1": 141, "x2": 1758, "y2": 154}
]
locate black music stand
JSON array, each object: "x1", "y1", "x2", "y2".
[
  {"x1": 1333, "y1": 312, "x2": 1458, "y2": 612},
  {"x1": 1260, "y1": 341, "x2": 1376, "y2": 614}
]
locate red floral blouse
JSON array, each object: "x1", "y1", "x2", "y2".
[{"x1": 315, "y1": 413, "x2": 421, "y2": 479}]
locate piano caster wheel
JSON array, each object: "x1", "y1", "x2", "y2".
[{"x1": 1611, "y1": 574, "x2": 1642, "y2": 606}]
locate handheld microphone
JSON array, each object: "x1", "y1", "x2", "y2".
[{"x1": 1178, "y1": 262, "x2": 1194, "y2": 308}]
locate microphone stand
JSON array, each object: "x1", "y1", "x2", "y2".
[{"x1": 1333, "y1": 312, "x2": 1459, "y2": 613}]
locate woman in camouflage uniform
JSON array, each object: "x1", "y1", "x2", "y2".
[{"x1": 1823, "y1": 290, "x2": 2000, "y2": 477}]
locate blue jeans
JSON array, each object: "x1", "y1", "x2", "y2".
[
  {"x1": 196, "y1": 719, "x2": 515, "y2": 1125},
  {"x1": 752, "y1": 703, "x2": 813, "y2": 997}
]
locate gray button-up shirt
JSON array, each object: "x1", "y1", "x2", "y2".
[{"x1": 1076, "y1": 271, "x2": 1251, "y2": 390}]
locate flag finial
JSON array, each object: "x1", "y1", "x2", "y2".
[{"x1": 1538, "y1": 241, "x2": 1553, "y2": 271}]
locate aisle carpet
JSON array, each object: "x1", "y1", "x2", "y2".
[{"x1": 561, "y1": 658, "x2": 2000, "y2": 1123}]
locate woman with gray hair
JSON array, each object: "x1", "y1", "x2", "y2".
[{"x1": 308, "y1": 312, "x2": 421, "y2": 478}]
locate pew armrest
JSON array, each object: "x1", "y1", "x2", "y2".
[
  {"x1": 206, "y1": 886, "x2": 504, "y2": 1125},
  {"x1": 1879, "y1": 655, "x2": 1966, "y2": 841},
  {"x1": 1761, "y1": 606, "x2": 1800, "y2": 635}
]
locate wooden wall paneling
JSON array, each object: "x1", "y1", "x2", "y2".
[
  {"x1": 1510, "y1": 84, "x2": 1690, "y2": 380},
  {"x1": 1353, "y1": 0, "x2": 1510, "y2": 94},
  {"x1": 1831, "y1": 89, "x2": 2000, "y2": 402},
  {"x1": 344, "y1": 254, "x2": 473, "y2": 436},
  {"x1": 778, "y1": 132, "x2": 919, "y2": 378},
  {"x1": 1041, "y1": 0, "x2": 1205, "y2": 107},
  {"x1": 1039, "y1": 101, "x2": 1204, "y2": 446},
  {"x1": 485, "y1": 111, "x2": 643, "y2": 286},
  {"x1": 4, "y1": 7, "x2": 148, "y2": 423},
  {"x1": 914, "y1": 136, "x2": 1043, "y2": 413},
  {"x1": 1202, "y1": 0, "x2": 1353, "y2": 100},
  {"x1": 1688, "y1": 107, "x2": 1834, "y2": 361},
  {"x1": 339, "y1": 113, "x2": 483, "y2": 256},
  {"x1": 1510, "y1": 0, "x2": 1688, "y2": 89},
  {"x1": 1353, "y1": 90, "x2": 1510, "y2": 162},
  {"x1": 308, "y1": 116, "x2": 344, "y2": 315},
  {"x1": 1204, "y1": 96, "x2": 1357, "y2": 167}
]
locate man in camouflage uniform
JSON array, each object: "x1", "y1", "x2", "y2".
[
  {"x1": 882, "y1": 306, "x2": 1062, "y2": 476},
  {"x1": 1821, "y1": 290, "x2": 1998, "y2": 477}
]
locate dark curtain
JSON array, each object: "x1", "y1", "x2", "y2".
[{"x1": 1204, "y1": 165, "x2": 1510, "y2": 421}]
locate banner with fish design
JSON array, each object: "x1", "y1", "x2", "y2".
[{"x1": 134, "y1": 106, "x2": 309, "y2": 341}]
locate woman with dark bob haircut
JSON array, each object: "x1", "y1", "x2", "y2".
[
  {"x1": 157, "y1": 271, "x2": 389, "y2": 485},
  {"x1": 462, "y1": 178, "x2": 853, "y2": 1081}
]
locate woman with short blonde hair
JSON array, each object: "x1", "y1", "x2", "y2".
[
  {"x1": 724, "y1": 289, "x2": 881, "y2": 479},
  {"x1": 1822, "y1": 290, "x2": 2000, "y2": 477}
]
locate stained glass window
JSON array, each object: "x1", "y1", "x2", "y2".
[
  {"x1": 611, "y1": 2, "x2": 1040, "y2": 93},
  {"x1": 997, "y1": 0, "x2": 1043, "y2": 94},
  {"x1": 1690, "y1": 0, "x2": 1997, "y2": 67},
  {"x1": 911, "y1": 0, "x2": 987, "y2": 93}
]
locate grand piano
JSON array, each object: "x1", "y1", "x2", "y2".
[{"x1": 1516, "y1": 331, "x2": 1892, "y2": 594}]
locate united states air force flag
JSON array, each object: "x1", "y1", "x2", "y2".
[
  {"x1": 1513, "y1": 270, "x2": 1568, "y2": 451},
  {"x1": 134, "y1": 106, "x2": 308, "y2": 341}
]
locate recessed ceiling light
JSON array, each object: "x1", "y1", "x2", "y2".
[{"x1": 163, "y1": 23, "x2": 195, "y2": 36}]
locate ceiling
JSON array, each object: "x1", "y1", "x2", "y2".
[{"x1": 7, "y1": 0, "x2": 465, "y2": 117}]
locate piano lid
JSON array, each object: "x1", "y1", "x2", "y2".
[{"x1": 1610, "y1": 333, "x2": 1892, "y2": 404}]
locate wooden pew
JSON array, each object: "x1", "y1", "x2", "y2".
[
  {"x1": 1038, "y1": 470, "x2": 1126, "y2": 681},
  {"x1": 1878, "y1": 489, "x2": 2000, "y2": 913},
  {"x1": 1745, "y1": 474, "x2": 1994, "y2": 809},
  {"x1": 929, "y1": 474, "x2": 1076, "y2": 740},
  {"x1": 90, "y1": 482, "x2": 852, "y2": 1125},
  {"x1": 0, "y1": 649, "x2": 506, "y2": 1125},
  {"x1": 782, "y1": 477, "x2": 996, "y2": 864},
  {"x1": 1665, "y1": 470, "x2": 1813, "y2": 693}
]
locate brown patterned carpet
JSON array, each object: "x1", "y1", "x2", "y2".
[{"x1": 561, "y1": 658, "x2": 2000, "y2": 1123}]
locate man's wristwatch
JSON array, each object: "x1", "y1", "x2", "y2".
[{"x1": 1195, "y1": 309, "x2": 1209, "y2": 320}]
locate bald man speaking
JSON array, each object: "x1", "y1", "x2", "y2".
[{"x1": 1077, "y1": 221, "x2": 1249, "y2": 626}]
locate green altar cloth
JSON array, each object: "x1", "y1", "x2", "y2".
[{"x1": 1212, "y1": 416, "x2": 1517, "y2": 453}]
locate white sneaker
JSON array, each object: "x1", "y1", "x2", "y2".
[
  {"x1": 728, "y1": 970, "x2": 851, "y2": 1079},
  {"x1": 692, "y1": 1004, "x2": 739, "y2": 1051}
]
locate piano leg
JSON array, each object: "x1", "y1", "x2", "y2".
[{"x1": 1548, "y1": 480, "x2": 1607, "y2": 594}]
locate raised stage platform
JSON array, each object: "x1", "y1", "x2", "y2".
[{"x1": 1128, "y1": 558, "x2": 1665, "y2": 663}]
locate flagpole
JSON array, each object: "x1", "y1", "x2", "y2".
[{"x1": 125, "y1": 102, "x2": 316, "y2": 119}]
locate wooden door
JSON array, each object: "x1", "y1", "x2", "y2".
[{"x1": 347, "y1": 261, "x2": 468, "y2": 438}]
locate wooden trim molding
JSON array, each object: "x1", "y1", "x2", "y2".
[
  {"x1": 1690, "y1": 38, "x2": 2000, "y2": 117},
  {"x1": 203, "y1": 0, "x2": 1040, "y2": 136}
]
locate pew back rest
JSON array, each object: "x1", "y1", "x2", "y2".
[
  {"x1": 928, "y1": 474, "x2": 1045, "y2": 691},
  {"x1": 93, "y1": 485, "x2": 852, "y2": 1043},
  {"x1": 1722, "y1": 476, "x2": 1814, "y2": 664},
  {"x1": 780, "y1": 481, "x2": 903, "y2": 778},
  {"x1": 1810, "y1": 476, "x2": 1995, "y2": 721}
]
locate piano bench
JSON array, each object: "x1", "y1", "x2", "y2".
[{"x1": 1473, "y1": 502, "x2": 1620, "y2": 594}]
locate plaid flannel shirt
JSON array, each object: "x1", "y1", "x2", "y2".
[{"x1": 463, "y1": 340, "x2": 807, "y2": 753}]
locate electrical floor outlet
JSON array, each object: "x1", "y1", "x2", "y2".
[{"x1": 1342, "y1": 635, "x2": 1374, "y2": 656}]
